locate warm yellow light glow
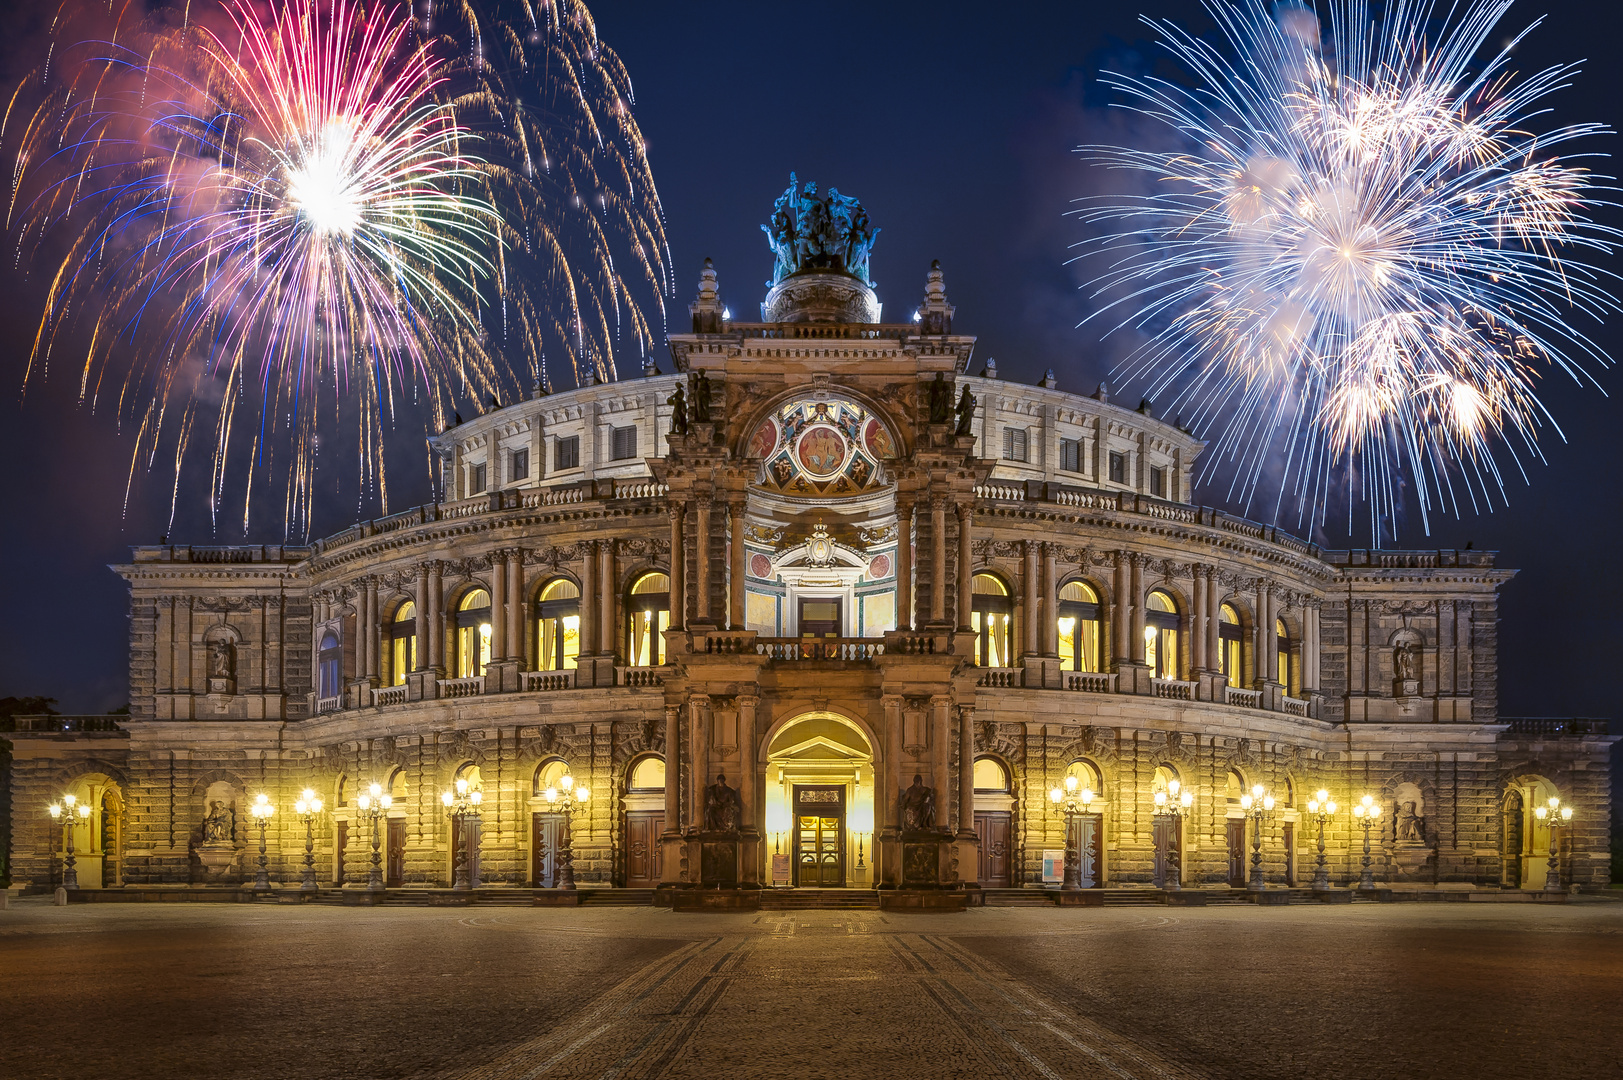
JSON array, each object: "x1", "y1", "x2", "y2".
[
  {"x1": 1080, "y1": 788, "x2": 1095, "y2": 806},
  {"x1": 1050, "y1": 786, "x2": 1063, "y2": 804},
  {"x1": 381, "y1": 794, "x2": 393, "y2": 810},
  {"x1": 469, "y1": 790, "x2": 482, "y2": 806},
  {"x1": 543, "y1": 787, "x2": 558, "y2": 803},
  {"x1": 576, "y1": 786, "x2": 589, "y2": 804},
  {"x1": 369, "y1": 783, "x2": 382, "y2": 798},
  {"x1": 1561, "y1": 805, "x2": 1573, "y2": 821},
  {"x1": 1241, "y1": 794, "x2": 1254, "y2": 810},
  {"x1": 560, "y1": 774, "x2": 574, "y2": 792},
  {"x1": 1534, "y1": 806, "x2": 1548, "y2": 820},
  {"x1": 456, "y1": 778, "x2": 469, "y2": 795},
  {"x1": 1065, "y1": 774, "x2": 1079, "y2": 793},
  {"x1": 48, "y1": 803, "x2": 62, "y2": 819},
  {"x1": 442, "y1": 791, "x2": 454, "y2": 807},
  {"x1": 295, "y1": 799, "x2": 308, "y2": 814},
  {"x1": 64, "y1": 794, "x2": 77, "y2": 808},
  {"x1": 1180, "y1": 790, "x2": 1193, "y2": 809},
  {"x1": 1251, "y1": 784, "x2": 1264, "y2": 799},
  {"x1": 302, "y1": 788, "x2": 316, "y2": 801},
  {"x1": 1154, "y1": 790, "x2": 1168, "y2": 807}
]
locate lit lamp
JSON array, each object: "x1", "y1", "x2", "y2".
[
  {"x1": 1532, "y1": 797, "x2": 1574, "y2": 894},
  {"x1": 1151, "y1": 780, "x2": 1194, "y2": 891},
  {"x1": 1350, "y1": 794, "x2": 1383, "y2": 891},
  {"x1": 249, "y1": 794, "x2": 275, "y2": 891},
  {"x1": 850, "y1": 803, "x2": 875, "y2": 870},
  {"x1": 355, "y1": 782, "x2": 393, "y2": 892},
  {"x1": 46, "y1": 794, "x2": 93, "y2": 890},
  {"x1": 293, "y1": 789, "x2": 325, "y2": 893},
  {"x1": 1305, "y1": 789, "x2": 1338, "y2": 891},
  {"x1": 766, "y1": 801, "x2": 791, "y2": 856},
  {"x1": 1238, "y1": 784, "x2": 1275, "y2": 892},
  {"x1": 542, "y1": 772, "x2": 590, "y2": 891},
  {"x1": 1048, "y1": 774, "x2": 1096, "y2": 891},
  {"x1": 440, "y1": 778, "x2": 483, "y2": 890}
]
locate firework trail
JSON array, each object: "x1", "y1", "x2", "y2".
[
  {"x1": 1070, "y1": 0, "x2": 1620, "y2": 543},
  {"x1": 4, "y1": 0, "x2": 670, "y2": 537}
]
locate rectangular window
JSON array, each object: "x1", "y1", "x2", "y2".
[
  {"x1": 470, "y1": 462, "x2": 487, "y2": 494},
  {"x1": 510, "y1": 447, "x2": 529, "y2": 482},
  {"x1": 1150, "y1": 466, "x2": 1166, "y2": 498},
  {"x1": 1108, "y1": 451, "x2": 1126, "y2": 484},
  {"x1": 555, "y1": 435, "x2": 580, "y2": 471},
  {"x1": 1002, "y1": 427, "x2": 1029, "y2": 462},
  {"x1": 611, "y1": 425, "x2": 638, "y2": 461},
  {"x1": 1060, "y1": 438, "x2": 1081, "y2": 473}
]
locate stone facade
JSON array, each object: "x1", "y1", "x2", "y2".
[{"x1": 3, "y1": 244, "x2": 1613, "y2": 896}]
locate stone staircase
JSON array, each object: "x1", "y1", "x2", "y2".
[
  {"x1": 581, "y1": 888, "x2": 656, "y2": 906},
  {"x1": 759, "y1": 888, "x2": 881, "y2": 910}
]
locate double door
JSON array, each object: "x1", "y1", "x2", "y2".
[
  {"x1": 386, "y1": 820, "x2": 406, "y2": 887},
  {"x1": 975, "y1": 811, "x2": 1012, "y2": 887},
  {"x1": 1227, "y1": 818, "x2": 1248, "y2": 887},
  {"x1": 624, "y1": 811, "x2": 664, "y2": 888},
  {"x1": 1153, "y1": 816, "x2": 1182, "y2": 888},
  {"x1": 793, "y1": 786, "x2": 845, "y2": 886}
]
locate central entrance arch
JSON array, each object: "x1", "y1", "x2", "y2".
[{"x1": 764, "y1": 713, "x2": 875, "y2": 888}]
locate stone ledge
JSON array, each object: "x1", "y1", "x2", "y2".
[
  {"x1": 878, "y1": 890, "x2": 968, "y2": 912},
  {"x1": 671, "y1": 890, "x2": 761, "y2": 912}
]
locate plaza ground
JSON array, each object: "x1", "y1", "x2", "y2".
[{"x1": 2, "y1": 898, "x2": 1619, "y2": 1079}]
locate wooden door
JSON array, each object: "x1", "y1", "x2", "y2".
[
  {"x1": 1153, "y1": 815, "x2": 1181, "y2": 888},
  {"x1": 532, "y1": 813, "x2": 560, "y2": 887},
  {"x1": 794, "y1": 814, "x2": 844, "y2": 886},
  {"x1": 1069, "y1": 815, "x2": 1101, "y2": 888},
  {"x1": 385, "y1": 820, "x2": 406, "y2": 887},
  {"x1": 1226, "y1": 818, "x2": 1247, "y2": 887},
  {"x1": 336, "y1": 820, "x2": 349, "y2": 886},
  {"x1": 625, "y1": 811, "x2": 664, "y2": 888},
  {"x1": 1283, "y1": 822, "x2": 1296, "y2": 886},
  {"x1": 799, "y1": 598, "x2": 841, "y2": 638},
  {"x1": 455, "y1": 816, "x2": 481, "y2": 887},
  {"x1": 975, "y1": 811, "x2": 1012, "y2": 887}
]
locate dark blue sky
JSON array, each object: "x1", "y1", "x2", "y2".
[{"x1": 1, "y1": 0, "x2": 1619, "y2": 719}]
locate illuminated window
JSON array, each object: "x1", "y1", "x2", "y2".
[
  {"x1": 388, "y1": 601, "x2": 416, "y2": 686},
  {"x1": 628, "y1": 756, "x2": 666, "y2": 792},
  {"x1": 533, "y1": 758, "x2": 567, "y2": 796},
  {"x1": 536, "y1": 579, "x2": 581, "y2": 671},
  {"x1": 1276, "y1": 617, "x2": 1294, "y2": 692},
  {"x1": 1066, "y1": 759, "x2": 1102, "y2": 799},
  {"x1": 973, "y1": 757, "x2": 1010, "y2": 792},
  {"x1": 1219, "y1": 603, "x2": 1244, "y2": 688},
  {"x1": 971, "y1": 573, "x2": 1013, "y2": 668},
  {"x1": 1143, "y1": 590, "x2": 1181, "y2": 679},
  {"x1": 455, "y1": 589, "x2": 493, "y2": 678},
  {"x1": 387, "y1": 767, "x2": 407, "y2": 801},
  {"x1": 626, "y1": 573, "x2": 671, "y2": 666},
  {"x1": 1057, "y1": 580, "x2": 1101, "y2": 673},
  {"x1": 318, "y1": 633, "x2": 342, "y2": 699},
  {"x1": 1225, "y1": 769, "x2": 1245, "y2": 806}
]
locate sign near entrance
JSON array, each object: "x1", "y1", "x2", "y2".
[
  {"x1": 771, "y1": 852, "x2": 791, "y2": 886},
  {"x1": 1042, "y1": 850, "x2": 1065, "y2": 883}
]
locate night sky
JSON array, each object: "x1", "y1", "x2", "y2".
[{"x1": 0, "y1": 0, "x2": 1618, "y2": 723}]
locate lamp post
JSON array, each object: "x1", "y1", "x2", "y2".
[
  {"x1": 1350, "y1": 794, "x2": 1383, "y2": 890},
  {"x1": 293, "y1": 789, "x2": 325, "y2": 893},
  {"x1": 440, "y1": 779, "x2": 483, "y2": 890},
  {"x1": 355, "y1": 782, "x2": 392, "y2": 892},
  {"x1": 1533, "y1": 797, "x2": 1574, "y2": 893},
  {"x1": 1305, "y1": 789, "x2": 1338, "y2": 891},
  {"x1": 1238, "y1": 784, "x2": 1275, "y2": 892},
  {"x1": 1152, "y1": 780, "x2": 1194, "y2": 891},
  {"x1": 1048, "y1": 774, "x2": 1096, "y2": 891},
  {"x1": 542, "y1": 772, "x2": 590, "y2": 890},
  {"x1": 850, "y1": 803, "x2": 874, "y2": 871},
  {"x1": 46, "y1": 794, "x2": 92, "y2": 890},
  {"x1": 249, "y1": 794, "x2": 275, "y2": 891}
]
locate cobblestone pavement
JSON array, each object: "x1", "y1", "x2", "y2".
[{"x1": 3, "y1": 899, "x2": 1620, "y2": 1080}]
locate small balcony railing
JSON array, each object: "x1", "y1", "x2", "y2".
[
  {"x1": 437, "y1": 676, "x2": 485, "y2": 699},
  {"x1": 524, "y1": 669, "x2": 577, "y2": 692},
  {"x1": 1151, "y1": 678, "x2": 1197, "y2": 701},
  {"x1": 371, "y1": 685, "x2": 408, "y2": 708},
  {"x1": 1063, "y1": 672, "x2": 1117, "y2": 694},
  {"x1": 757, "y1": 638, "x2": 885, "y2": 661},
  {"x1": 315, "y1": 695, "x2": 345, "y2": 714},
  {"x1": 976, "y1": 668, "x2": 1022, "y2": 688},
  {"x1": 1225, "y1": 686, "x2": 1262, "y2": 708}
]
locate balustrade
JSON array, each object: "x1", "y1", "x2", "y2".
[
  {"x1": 1225, "y1": 685, "x2": 1263, "y2": 708},
  {"x1": 437, "y1": 676, "x2": 485, "y2": 699},
  {"x1": 976, "y1": 668, "x2": 1022, "y2": 688},
  {"x1": 755, "y1": 638, "x2": 884, "y2": 660},
  {"x1": 524, "y1": 670, "x2": 577, "y2": 692},
  {"x1": 1063, "y1": 672, "x2": 1117, "y2": 694},
  {"x1": 371, "y1": 685, "x2": 408, "y2": 708},
  {"x1": 1150, "y1": 678, "x2": 1197, "y2": 701},
  {"x1": 315, "y1": 695, "x2": 345, "y2": 714},
  {"x1": 617, "y1": 666, "x2": 669, "y2": 687}
]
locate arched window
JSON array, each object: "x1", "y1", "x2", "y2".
[
  {"x1": 336, "y1": 774, "x2": 349, "y2": 808},
  {"x1": 1219, "y1": 603, "x2": 1244, "y2": 688},
  {"x1": 456, "y1": 762, "x2": 484, "y2": 792},
  {"x1": 318, "y1": 633, "x2": 343, "y2": 699},
  {"x1": 1276, "y1": 617, "x2": 1294, "y2": 692},
  {"x1": 971, "y1": 573, "x2": 1013, "y2": 668},
  {"x1": 626, "y1": 573, "x2": 671, "y2": 666},
  {"x1": 387, "y1": 601, "x2": 417, "y2": 686},
  {"x1": 387, "y1": 767, "x2": 407, "y2": 801},
  {"x1": 628, "y1": 756, "x2": 666, "y2": 792},
  {"x1": 1152, "y1": 764, "x2": 1180, "y2": 794},
  {"x1": 1057, "y1": 580, "x2": 1101, "y2": 673},
  {"x1": 455, "y1": 589, "x2": 492, "y2": 678},
  {"x1": 533, "y1": 758, "x2": 568, "y2": 796},
  {"x1": 1066, "y1": 759, "x2": 1103, "y2": 799},
  {"x1": 536, "y1": 579, "x2": 581, "y2": 671},
  {"x1": 1225, "y1": 769, "x2": 1245, "y2": 807},
  {"x1": 1143, "y1": 590, "x2": 1181, "y2": 679},
  {"x1": 973, "y1": 757, "x2": 1010, "y2": 793}
]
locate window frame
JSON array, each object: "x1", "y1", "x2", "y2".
[
  {"x1": 510, "y1": 447, "x2": 529, "y2": 482},
  {"x1": 610, "y1": 425, "x2": 638, "y2": 461},
  {"x1": 1149, "y1": 465, "x2": 1166, "y2": 498},
  {"x1": 1143, "y1": 589, "x2": 1181, "y2": 680},
  {"x1": 1002, "y1": 427, "x2": 1029, "y2": 463},
  {"x1": 454, "y1": 589, "x2": 493, "y2": 678},
  {"x1": 555, "y1": 434, "x2": 581, "y2": 472},
  {"x1": 1059, "y1": 437, "x2": 1081, "y2": 473},
  {"x1": 625, "y1": 572, "x2": 672, "y2": 666},
  {"x1": 1057, "y1": 580, "x2": 1102, "y2": 673},
  {"x1": 970, "y1": 572, "x2": 1014, "y2": 668},
  {"x1": 1108, "y1": 451, "x2": 1126, "y2": 485},
  {"x1": 535, "y1": 578, "x2": 582, "y2": 671}
]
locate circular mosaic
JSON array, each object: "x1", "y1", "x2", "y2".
[
  {"x1": 795, "y1": 425, "x2": 848, "y2": 478},
  {"x1": 868, "y1": 554, "x2": 891, "y2": 579},
  {"x1": 750, "y1": 553, "x2": 773, "y2": 579}
]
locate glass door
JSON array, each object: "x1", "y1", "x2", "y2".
[{"x1": 792, "y1": 786, "x2": 845, "y2": 886}]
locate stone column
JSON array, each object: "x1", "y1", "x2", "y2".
[
  {"x1": 427, "y1": 562, "x2": 444, "y2": 671},
  {"x1": 738, "y1": 694, "x2": 760, "y2": 885},
  {"x1": 695, "y1": 498, "x2": 712, "y2": 624},
  {"x1": 1304, "y1": 604, "x2": 1319, "y2": 692},
  {"x1": 689, "y1": 695, "x2": 710, "y2": 830},
  {"x1": 1191, "y1": 566, "x2": 1207, "y2": 672},
  {"x1": 895, "y1": 499, "x2": 913, "y2": 629},
  {"x1": 414, "y1": 565, "x2": 430, "y2": 671},
  {"x1": 1129, "y1": 555, "x2": 1145, "y2": 663},
  {"x1": 957, "y1": 705, "x2": 976, "y2": 837},
  {"x1": 668, "y1": 503, "x2": 686, "y2": 630},
  {"x1": 1264, "y1": 585, "x2": 1279, "y2": 684},
  {"x1": 1023, "y1": 541, "x2": 1040, "y2": 658},
  {"x1": 580, "y1": 541, "x2": 597, "y2": 662},
  {"x1": 1254, "y1": 578, "x2": 1269, "y2": 686},
  {"x1": 506, "y1": 549, "x2": 524, "y2": 662},
  {"x1": 490, "y1": 553, "x2": 508, "y2": 662},
  {"x1": 956, "y1": 503, "x2": 974, "y2": 632},
  {"x1": 883, "y1": 695, "x2": 904, "y2": 829},
  {"x1": 1113, "y1": 553, "x2": 1130, "y2": 665},
  {"x1": 1206, "y1": 572, "x2": 1221, "y2": 671},
  {"x1": 931, "y1": 695, "x2": 951, "y2": 825},
  {"x1": 660, "y1": 704, "x2": 682, "y2": 885},
  {"x1": 178, "y1": 596, "x2": 194, "y2": 697},
  {"x1": 598, "y1": 541, "x2": 615, "y2": 655},
  {"x1": 1041, "y1": 543, "x2": 1058, "y2": 657},
  {"x1": 930, "y1": 499, "x2": 947, "y2": 624},
  {"x1": 729, "y1": 500, "x2": 746, "y2": 630}
]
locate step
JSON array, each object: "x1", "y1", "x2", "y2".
[
  {"x1": 581, "y1": 889, "x2": 656, "y2": 906},
  {"x1": 759, "y1": 889, "x2": 881, "y2": 910}
]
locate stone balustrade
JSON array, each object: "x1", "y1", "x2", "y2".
[{"x1": 437, "y1": 676, "x2": 485, "y2": 699}]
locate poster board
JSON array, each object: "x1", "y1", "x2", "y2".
[{"x1": 1041, "y1": 849, "x2": 1065, "y2": 884}]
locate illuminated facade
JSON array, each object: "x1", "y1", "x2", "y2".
[{"x1": 3, "y1": 205, "x2": 1614, "y2": 899}]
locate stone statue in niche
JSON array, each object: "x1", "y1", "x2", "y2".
[
  {"x1": 928, "y1": 372, "x2": 951, "y2": 424},
  {"x1": 899, "y1": 774, "x2": 937, "y2": 832},
  {"x1": 954, "y1": 385, "x2": 977, "y2": 435},
  {"x1": 207, "y1": 639, "x2": 237, "y2": 695},
  {"x1": 1396, "y1": 801, "x2": 1426, "y2": 844},
  {"x1": 1392, "y1": 637, "x2": 1421, "y2": 697},
  {"x1": 692, "y1": 371, "x2": 713, "y2": 424},
  {"x1": 703, "y1": 773, "x2": 742, "y2": 834},
  {"x1": 201, "y1": 800, "x2": 235, "y2": 843},
  {"x1": 666, "y1": 384, "x2": 688, "y2": 435}
]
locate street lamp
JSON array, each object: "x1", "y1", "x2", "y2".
[
  {"x1": 1533, "y1": 796, "x2": 1574, "y2": 894},
  {"x1": 249, "y1": 794, "x2": 275, "y2": 891},
  {"x1": 850, "y1": 802, "x2": 875, "y2": 870},
  {"x1": 441, "y1": 778, "x2": 483, "y2": 890},
  {"x1": 542, "y1": 772, "x2": 590, "y2": 890},
  {"x1": 1048, "y1": 774, "x2": 1096, "y2": 891},
  {"x1": 355, "y1": 782, "x2": 392, "y2": 892},
  {"x1": 1152, "y1": 780, "x2": 1194, "y2": 891},
  {"x1": 46, "y1": 794, "x2": 92, "y2": 890},
  {"x1": 1305, "y1": 789, "x2": 1338, "y2": 891},
  {"x1": 293, "y1": 789, "x2": 325, "y2": 893},
  {"x1": 1350, "y1": 794, "x2": 1383, "y2": 890},
  {"x1": 1238, "y1": 784, "x2": 1275, "y2": 892}
]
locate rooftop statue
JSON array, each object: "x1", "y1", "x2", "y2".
[{"x1": 762, "y1": 174, "x2": 881, "y2": 286}]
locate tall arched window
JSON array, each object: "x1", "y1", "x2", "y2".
[
  {"x1": 973, "y1": 757, "x2": 1010, "y2": 793},
  {"x1": 455, "y1": 589, "x2": 492, "y2": 678},
  {"x1": 1218, "y1": 603, "x2": 1244, "y2": 687},
  {"x1": 536, "y1": 579, "x2": 581, "y2": 671},
  {"x1": 533, "y1": 758, "x2": 568, "y2": 796},
  {"x1": 1224, "y1": 768, "x2": 1245, "y2": 808},
  {"x1": 387, "y1": 767, "x2": 407, "y2": 801},
  {"x1": 387, "y1": 601, "x2": 416, "y2": 686},
  {"x1": 1066, "y1": 759, "x2": 1103, "y2": 798},
  {"x1": 971, "y1": 573, "x2": 1013, "y2": 668},
  {"x1": 1057, "y1": 580, "x2": 1101, "y2": 673},
  {"x1": 626, "y1": 573, "x2": 671, "y2": 666},
  {"x1": 1143, "y1": 590, "x2": 1181, "y2": 679},
  {"x1": 318, "y1": 633, "x2": 343, "y2": 698},
  {"x1": 1276, "y1": 618, "x2": 1294, "y2": 692}
]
